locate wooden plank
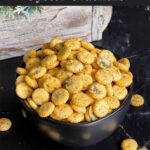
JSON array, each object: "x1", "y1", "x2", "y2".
[
  {"x1": 92, "y1": 6, "x2": 112, "y2": 41},
  {"x1": 0, "y1": 6, "x2": 112, "y2": 60},
  {"x1": 0, "y1": 6, "x2": 92, "y2": 60}
]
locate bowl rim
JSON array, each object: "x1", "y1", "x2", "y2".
[{"x1": 17, "y1": 45, "x2": 133, "y2": 127}]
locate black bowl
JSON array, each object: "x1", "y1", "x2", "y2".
[{"x1": 17, "y1": 46, "x2": 133, "y2": 147}]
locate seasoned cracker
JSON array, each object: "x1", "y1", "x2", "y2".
[
  {"x1": 32, "y1": 88, "x2": 49, "y2": 105},
  {"x1": 52, "y1": 88, "x2": 69, "y2": 105},
  {"x1": 121, "y1": 138, "x2": 138, "y2": 150},
  {"x1": 16, "y1": 82, "x2": 33, "y2": 99},
  {"x1": 0, "y1": 118, "x2": 12, "y2": 131}
]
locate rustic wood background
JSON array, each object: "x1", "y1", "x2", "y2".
[{"x1": 0, "y1": 6, "x2": 112, "y2": 60}]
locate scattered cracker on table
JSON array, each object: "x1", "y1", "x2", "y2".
[
  {"x1": 131, "y1": 94, "x2": 144, "y2": 107},
  {"x1": 121, "y1": 138, "x2": 138, "y2": 150},
  {"x1": 0, "y1": 118, "x2": 12, "y2": 131},
  {"x1": 15, "y1": 37, "x2": 133, "y2": 123}
]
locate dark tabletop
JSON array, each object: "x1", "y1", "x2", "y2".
[{"x1": 0, "y1": 6, "x2": 150, "y2": 150}]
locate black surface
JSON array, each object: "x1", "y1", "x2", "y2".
[{"x1": 0, "y1": 6, "x2": 150, "y2": 150}]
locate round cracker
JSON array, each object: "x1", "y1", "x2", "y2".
[
  {"x1": 65, "y1": 75, "x2": 83, "y2": 94},
  {"x1": 25, "y1": 75, "x2": 38, "y2": 89},
  {"x1": 16, "y1": 67, "x2": 27, "y2": 75},
  {"x1": 16, "y1": 82, "x2": 33, "y2": 99},
  {"x1": 32, "y1": 88, "x2": 49, "y2": 105},
  {"x1": 71, "y1": 92, "x2": 93, "y2": 107},
  {"x1": 0, "y1": 118, "x2": 12, "y2": 131},
  {"x1": 52, "y1": 88, "x2": 69, "y2": 105},
  {"x1": 54, "y1": 104, "x2": 73, "y2": 119},
  {"x1": 64, "y1": 59, "x2": 84, "y2": 73},
  {"x1": 95, "y1": 69, "x2": 113, "y2": 85},
  {"x1": 115, "y1": 71, "x2": 133, "y2": 87},
  {"x1": 131, "y1": 94, "x2": 144, "y2": 107},
  {"x1": 68, "y1": 112, "x2": 84, "y2": 123},
  {"x1": 43, "y1": 77, "x2": 61, "y2": 93},
  {"x1": 88, "y1": 82, "x2": 106, "y2": 99},
  {"x1": 113, "y1": 85, "x2": 128, "y2": 100},
  {"x1": 38, "y1": 102, "x2": 55, "y2": 118},
  {"x1": 71, "y1": 105, "x2": 86, "y2": 113},
  {"x1": 121, "y1": 138, "x2": 138, "y2": 150},
  {"x1": 29, "y1": 66, "x2": 46, "y2": 79},
  {"x1": 93, "y1": 100, "x2": 110, "y2": 118},
  {"x1": 77, "y1": 51, "x2": 95, "y2": 64}
]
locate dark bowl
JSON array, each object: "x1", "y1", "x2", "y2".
[{"x1": 17, "y1": 45, "x2": 133, "y2": 147}]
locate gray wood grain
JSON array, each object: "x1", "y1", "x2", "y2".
[{"x1": 0, "y1": 6, "x2": 112, "y2": 60}]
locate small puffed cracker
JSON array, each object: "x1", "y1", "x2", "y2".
[
  {"x1": 81, "y1": 40, "x2": 95, "y2": 51},
  {"x1": 52, "y1": 88, "x2": 69, "y2": 105},
  {"x1": 57, "y1": 47, "x2": 71, "y2": 61},
  {"x1": 65, "y1": 75, "x2": 83, "y2": 94},
  {"x1": 37, "y1": 50, "x2": 45, "y2": 58},
  {"x1": 54, "y1": 42, "x2": 64, "y2": 51},
  {"x1": 88, "y1": 82, "x2": 106, "y2": 99},
  {"x1": 64, "y1": 38, "x2": 81, "y2": 50},
  {"x1": 42, "y1": 49, "x2": 55, "y2": 56},
  {"x1": 25, "y1": 75, "x2": 38, "y2": 89},
  {"x1": 29, "y1": 66, "x2": 46, "y2": 79},
  {"x1": 27, "y1": 97, "x2": 38, "y2": 110},
  {"x1": 0, "y1": 118, "x2": 12, "y2": 131},
  {"x1": 38, "y1": 74, "x2": 52, "y2": 88},
  {"x1": 121, "y1": 138, "x2": 138, "y2": 150},
  {"x1": 81, "y1": 64, "x2": 92, "y2": 74},
  {"x1": 64, "y1": 59, "x2": 84, "y2": 73},
  {"x1": 88, "y1": 106, "x2": 97, "y2": 121},
  {"x1": 49, "y1": 38, "x2": 63, "y2": 49},
  {"x1": 68, "y1": 112, "x2": 84, "y2": 123},
  {"x1": 68, "y1": 50, "x2": 78, "y2": 60},
  {"x1": 15, "y1": 75, "x2": 25, "y2": 85},
  {"x1": 113, "y1": 85, "x2": 128, "y2": 101},
  {"x1": 48, "y1": 67, "x2": 60, "y2": 77},
  {"x1": 105, "y1": 83, "x2": 113, "y2": 96},
  {"x1": 108, "y1": 66, "x2": 122, "y2": 82},
  {"x1": 50, "y1": 113, "x2": 62, "y2": 121},
  {"x1": 54, "y1": 104, "x2": 73, "y2": 120},
  {"x1": 47, "y1": 61, "x2": 59, "y2": 70},
  {"x1": 71, "y1": 92, "x2": 93, "y2": 107},
  {"x1": 130, "y1": 94, "x2": 144, "y2": 107},
  {"x1": 43, "y1": 77, "x2": 61, "y2": 93},
  {"x1": 23, "y1": 49, "x2": 37, "y2": 63},
  {"x1": 56, "y1": 69, "x2": 73, "y2": 84},
  {"x1": 118, "y1": 58, "x2": 130, "y2": 70},
  {"x1": 103, "y1": 96, "x2": 120, "y2": 110},
  {"x1": 40, "y1": 55, "x2": 57, "y2": 69},
  {"x1": 116, "y1": 72, "x2": 133, "y2": 87},
  {"x1": 38, "y1": 102, "x2": 55, "y2": 118},
  {"x1": 77, "y1": 51, "x2": 95, "y2": 65},
  {"x1": 98, "y1": 50, "x2": 116, "y2": 62},
  {"x1": 71, "y1": 105, "x2": 86, "y2": 113},
  {"x1": 32, "y1": 88, "x2": 49, "y2": 105},
  {"x1": 85, "y1": 110, "x2": 92, "y2": 122},
  {"x1": 16, "y1": 67, "x2": 27, "y2": 75},
  {"x1": 16, "y1": 82, "x2": 33, "y2": 99},
  {"x1": 97, "y1": 58, "x2": 112, "y2": 69},
  {"x1": 95, "y1": 69, "x2": 113, "y2": 85},
  {"x1": 25, "y1": 58, "x2": 40, "y2": 70},
  {"x1": 78, "y1": 74, "x2": 93, "y2": 90},
  {"x1": 93, "y1": 100, "x2": 110, "y2": 118},
  {"x1": 92, "y1": 61, "x2": 100, "y2": 69}
]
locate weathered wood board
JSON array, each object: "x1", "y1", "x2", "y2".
[{"x1": 0, "y1": 6, "x2": 112, "y2": 60}]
